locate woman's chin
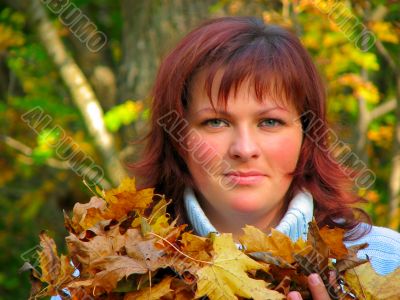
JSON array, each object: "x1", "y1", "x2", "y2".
[{"x1": 230, "y1": 199, "x2": 262, "y2": 213}]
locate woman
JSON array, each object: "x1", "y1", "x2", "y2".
[{"x1": 130, "y1": 17, "x2": 400, "y2": 299}]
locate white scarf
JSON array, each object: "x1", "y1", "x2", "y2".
[{"x1": 184, "y1": 187, "x2": 314, "y2": 242}]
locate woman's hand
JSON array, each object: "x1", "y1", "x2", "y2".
[{"x1": 287, "y1": 273, "x2": 334, "y2": 300}]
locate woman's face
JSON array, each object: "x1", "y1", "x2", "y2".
[{"x1": 184, "y1": 71, "x2": 303, "y2": 226}]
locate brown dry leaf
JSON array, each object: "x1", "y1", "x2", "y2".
[
  {"x1": 86, "y1": 255, "x2": 151, "y2": 293},
  {"x1": 124, "y1": 228, "x2": 170, "y2": 271},
  {"x1": 69, "y1": 178, "x2": 154, "y2": 232},
  {"x1": 195, "y1": 233, "x2": 284, "y2": 300},
  {"x1": 66, "y1": 227, "x2": 122, "y2": 267},
  {"x1": 344, "y1": 262, "x2": 400, "y2": 300},
  {"x1": 240, "y1": 225, "x2": 307, "y2": 264},
  {"x1": 32, "y1": 232, "x2": 75, "y2": 297},
  {"x1": 71, "y1": 196, "x2": 106, "y2": 232},
  {"x1": 307, "y1": 220, "x2": 329, "y2": 258},
  {"x1": 69, "y1": 226, "x2": 173, "y2": 294},
  {"x1": 103, "y1": 177, "x2": 154, "y2": 218},
  {"x1": 38, "y1": 231, "x2": 61, "y2": 284},
  {"x1": 319, "y1": 226, "x2": 348, "y2": 259},
  {"x1": 335, "y1": 243, "x2": 369, "y2": 273},
  {"x1": 124, "y1": 276, "x2": 173, "y2": 300}
]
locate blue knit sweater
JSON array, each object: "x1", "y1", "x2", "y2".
[{"x1": 184, "y1": 187, "x2": 400, "y2": 275}]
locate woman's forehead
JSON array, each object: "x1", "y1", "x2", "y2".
[{"x1": 189, "y1": 68, "x2": 296, "y2": 111}]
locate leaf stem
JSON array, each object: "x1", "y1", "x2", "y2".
[{"x1": 147, "y1": 232, "x2": 213, "y2": 265}]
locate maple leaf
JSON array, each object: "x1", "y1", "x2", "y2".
[
  {"x1": 68, "y1": 178, "x2": 154, "y2": 232},
  {"x1": 103, "y1": 177, "x2": 153, "y2": 218},
  {"x1": 82, "y1": 255, "x2": 151, "y2": 293},
  {"x1": 66, "y1": 226, "x2": 123, "y2": 267},
  {"x1": 31, "y1": 232, "x2": 75, "y2": 297},
  {"x1": 319, "y1": 226, "x2": 348, "y2": 259},
  {"x1": 71, "y1": 196, "x2": 106, "y2": 232},
  {"x1": 195, "y1": 233, "x2": 285, "y2": 300},
  {"x1": 344, "y1": 262, "x2": 400, "y2": 300},
  {"x1": 168, "y1": 232, "x2": 213, "y2": 277},
  {"x1": 124, "y1": 228, "x2": 169, "y2": 271},
  {"x1": 38, "y1": 231, "x2": 61, "y2": 284},
  {"x1": 335, "y1": 243, "x2": 369, "y2": 273},
  {"x1": 124, "y1": 276, "x2": 173, "y2": 300},
  {"x1": 180, "y1": 232, "x2": 212, "y2": 262},
  {"x1": 307, "y1": 220, "x2": 329, "y2": 259},
  {"x1": 240, "y1": 225, "x2": 307, "y2": 264}
]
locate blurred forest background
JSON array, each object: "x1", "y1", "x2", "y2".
[{"x1": 0, "y1": 0, "x2": 399, "y2": 298}]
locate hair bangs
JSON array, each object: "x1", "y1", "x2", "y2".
[{"x1": 201, "y1": 35, "x2": 307, "y2": 113}]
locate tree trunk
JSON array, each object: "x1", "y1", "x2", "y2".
[
  {"x1": 389, "y1": 74, "x2": 400, "y2": 229},
  {"x1": 117, "y1": 0, "x2": 215, "y2": 163},
  {"x1": 24, "y1": 0, "x2": 126, "y2": 186}
]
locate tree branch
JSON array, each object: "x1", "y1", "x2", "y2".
[
  {"x1": 369, "y1": 98, "x2": 396, "y2": 122},
  {"x1": 1, "y1": 135, "x2": 111, "y2": 189},
  {"x1": 23, "y1": 0, "x2": 126, "y2": 185}
]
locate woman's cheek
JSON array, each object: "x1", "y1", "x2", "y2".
[
  {"x1": 266, "y1": 135, "x2": 302, "y2": 173},
  {"x1": 186, "y1": 134, "x2": 224, "y2": 176}
]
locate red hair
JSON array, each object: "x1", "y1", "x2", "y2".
[{"x1": 129, "y1": 17, "x2": 370, "y2": 239}]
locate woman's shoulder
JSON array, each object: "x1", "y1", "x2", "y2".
[{"x1": 344, "y1": 223, "x2": 400, "y2": 275}]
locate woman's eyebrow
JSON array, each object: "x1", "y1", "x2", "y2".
[{"x1": 195, "y1": 106, "x2": 288, "y2": 116}]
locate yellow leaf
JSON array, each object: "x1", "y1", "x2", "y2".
[
  {"x1": 344, "y1": 262, "x2": 400, "y2": 299},
  {"x1": 180, "y1": 232, "x2": 212, "y2": 262},
  {"x1": 240, "y1": 226, "x2": 307, "y2": 264},
  {"x1": 195, "y1": 234, "x2": 284, "y2": 300},
  {"x1": 70, "y1": 178, "x2": 154, "y2": 231},
  {"x1": 124, "y1": 276, "x2": 173, "y2": 300},
  {"x1": 104, "y1": 177, "x2": 154, "y2": 218},
  {"x1": 319, "y1": 226, "x2": 348, "y2": 259}
]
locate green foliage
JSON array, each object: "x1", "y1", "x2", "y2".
[{"x1": 104, "y1": 100, "x2": 143, "y2": 132}]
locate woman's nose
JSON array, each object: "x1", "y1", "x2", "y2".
[{"x1": 228, "y1": 127, "x2": 261, "y2": 160}]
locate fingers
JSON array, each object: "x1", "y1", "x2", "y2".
[
  {"x1": 287, "y1": 291, "x2": 302, "y2": 300},
  {"x1": 287, "y1": 273, "x2": 335, "y2": 300},
  {"x1": 308, "y1": 273, "x2": 331, "y2": 300}
]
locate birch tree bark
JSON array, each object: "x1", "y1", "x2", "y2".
[{"x1": 10, "y1": 0, "x2": 127, "y2": 186}]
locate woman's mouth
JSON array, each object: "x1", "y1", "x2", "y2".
[{"x1": 224, "y1": 171, "x2": 266, "y2": 185}]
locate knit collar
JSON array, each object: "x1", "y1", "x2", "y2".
[{"x1": 183, "y1": 187, "x2": 314, "y2": 242}]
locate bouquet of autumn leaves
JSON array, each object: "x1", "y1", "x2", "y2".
[{"x1": 27, "y1": 178, "x2": 399, "y2": 300}]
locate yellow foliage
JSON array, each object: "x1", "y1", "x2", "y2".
[
  {"x1": 364, "y1": 190, "x2": 380, "y2": 203},
  {"x1": 339, "y1": 74, "x2": 380, "y2": 104},
  {"x1": 370, "y1": 21, "x2": 399, "y2": 44},
  {"x1": 367, "y1": 125, "x2": 393, "y2": 149},
  {"x1": 0, "y1": 24, "x2": 24, "y2": 51}
]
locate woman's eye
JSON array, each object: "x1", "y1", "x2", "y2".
[
  {"x1": 203, "y1": 119, "x2": 228, "y2": 128},
  {"x1": 260, "y1": 119, "x2": 284, "y2": 127}
]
